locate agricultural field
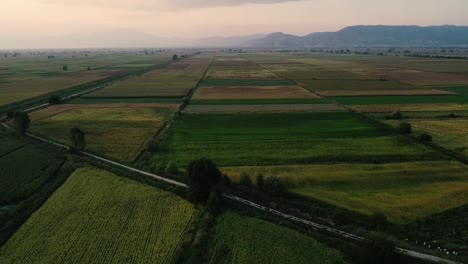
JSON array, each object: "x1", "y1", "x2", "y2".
[
  {"x1": 388, "y1": 118, "x2": 468, "y2": 156},
  {"x1": 199, "y1": 79, "x2": 296, "y2": 86},
  {"x1": 0, "y1": 130, "x2": 64, "y2": 205},
  {"x1": 184, "y1": 104, "x2": 343, "y2": 113},
  {"x1": 0, "y1": 167, "x2": 195, "y2": 263},
  {"x1": 0, "y1": 52, "x2": 171, "y2": 107},
  {"x1": 86, "y1": 58, "x2": 212, "y2": 98},
  {"x1": 221, "y1": 161, "x2": 468, "y2": 223},
  {"x1": 151, "y1": 112, "x2": 442, "y2": 167},
  {"x1": 192, "y1": 86, "x2": 319, "y2": 100},
  {"x1": 30, "y1": 105, "x2": 176, "y2": 162},
  {"x1": 208, "y1": 212, "x2": 346, "y2": 264}
]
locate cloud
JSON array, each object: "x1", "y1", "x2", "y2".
[
  {"x1": 168, "y1": 0, "x2": 301, "y2": 8},
  {"x1": 38, "y1": 0, "x2": 302, "y2": 11}
]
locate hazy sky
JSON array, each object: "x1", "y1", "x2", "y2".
[{"x1": 2, "y1": 0, "x2": 468, "y2": 38}]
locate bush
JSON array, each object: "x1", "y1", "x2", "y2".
[
  {"x1": 239, "y1": 173, "x2": 253, "y2": 187},
  {"x1": 12, "y1": 111, "x2": 30, "y2": 136},
  {"x1": 389, "y1": 110, "x2": 403, "y2": 120},
  {"x1": 48, "y1": 95, "x2": 61, "y2": 105},
  {"x1": 419, "y1": 133, "x2": 433, "y2": 143},
  {"x1": 358, "y1": 232, "x2": 397, "y2": 264},
  {"x1": 256, "y1": 174, "x2": 264, "y2": 190},
  {"x1": 6, "y1": 111, "x2": 14, "y2": 119},
  {"x1": 263, "y1": 176, "x2": 286, "y2": 196},
  {"x1": 146, "y1": 139, "x2": 159, "y2": 153},
  {"x1": 165, "y1": 161, "x2": 179, "y2": 175},
  {"x1": 397, "y1": 122, "x2": 412, "y2": 134}
]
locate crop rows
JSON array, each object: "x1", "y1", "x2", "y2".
[{"x1": 0, "y1": 167, "x2": 195, "y2": 263}]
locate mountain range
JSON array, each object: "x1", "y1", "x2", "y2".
[
  {"x1": 247, "y1": 25, "x2": 468, "y2": 48},
  {"x1": 3, "y1": 25, "x2": 468, "y2": 49}
]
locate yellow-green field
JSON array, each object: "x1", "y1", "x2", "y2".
[
  {"x1": 221, "y1": 161, "x2": 468, "y2": 223},
  {"x1": 31, "y1": 106, "x2": 175, "y2": 162},
  {"x1": 0, "y1": 167, "x2": 195, "y2": 263}
]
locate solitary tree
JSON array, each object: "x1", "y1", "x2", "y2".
[
  {"x1": 48, "y1": 95, "x2": 61, "y2": 105},
  {"x1": 69, "y1": 127, "x2": 86, "y2": 151},
  {"x1": 62, "y1": 65, "x2": 68, "y2": 71},
  {"x1": 186, "y1": 159, "x2": 222, "y2": 202},
  {"x1": 397, "y1": 122, "x2": 412, "y2": 135},
  {"x1": 172, "y1": 54, "x2": 178, "y2": 60},
  {"x1": 390, "y1": 110, "x2": 403, "y2": 120},
  {"x1": 12, "y1": 111, "x2": 30, "y2": 136},
  {"x1": 358, "y1": 232, "x2": 398, "y2": 264},
  {"x1": 419, "y1": 133, "x2": 433, "y2": 143}
]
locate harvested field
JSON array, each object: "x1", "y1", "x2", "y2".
[
  {"x1": 192, "y1": 86, "x2": 319, "y2": 100},
  {"x1": 334, "y1": 95, "x2": 468, "y2": 105},
  {"x1": 199, "y1": 79, "x2": 295, "y2": 86},
  {"x1": 184, "y1": 104, "x2": 343, "y2": 113},
  {"x1": 205, "y1": 69, "x2": 280, "y2": 79},
  {"x1": 86, "y1": 59, "x2": 211, "y2": 98},
  {"x1": 275, "y1": 70, "x2": 370, "y2": 80},
  {"x1": 190, "y1": 99, "x2": 329, "y2": 105},
  {"x1": 317, "y1": 89, "x2": 455, "y2": 97}
]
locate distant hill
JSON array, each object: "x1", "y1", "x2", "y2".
[{"x1": 247, "y1": 25, "x2": 468, "y2": 48}]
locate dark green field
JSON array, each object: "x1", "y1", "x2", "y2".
[{"x1": 152, "y1": 112, "x2": 442, "y2": 167}]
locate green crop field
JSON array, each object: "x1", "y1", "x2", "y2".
[
  {"x1": 221, "y1": 161, "x2": 468, "y2": 223},
  {"x1": 152, "y1": 112, "x2": 442, "y2": 167},
  {"x1": 0, "y1": 131, "x2": 63, "y2": 204},
  {"x1": 31, "y1": 107, "x2": 174, "y2": 162},
  {"x1": 208, "y1": 212, "x2": 346, "y2": 264},
  {"x1": 0, "y1": 167, "x2": 195, "y2": 263}
]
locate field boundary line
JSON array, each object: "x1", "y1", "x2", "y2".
[{"x1": 0, "y1": 123, "x2": 460, "y2": 264}]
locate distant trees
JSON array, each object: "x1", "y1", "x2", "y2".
[
  {"x1": 12, "y1": 111, "x2": 30, "y2": 136},
  {"x1": 397, "y1": 122, "x2": 412, "y2": 135},
  {"x1": 172, "y1": 54, "x2": 178, "y2": 60},
  {"x1": 186, "y1": 159, "x2": 222, "y2": 202},
  {"x1": 62, "y1": 65, "x2": 68, "y2": 71},
  {"x1": 69, "y1": 127, "x2": 86, "y2": 151},
  {"x1": 48, "y1": 95, "x2": 61, "y2": 105}
]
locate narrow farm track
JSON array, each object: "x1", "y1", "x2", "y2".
[{"x1": 0, "y1": 123, "x2": 461, "y2": 264}]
